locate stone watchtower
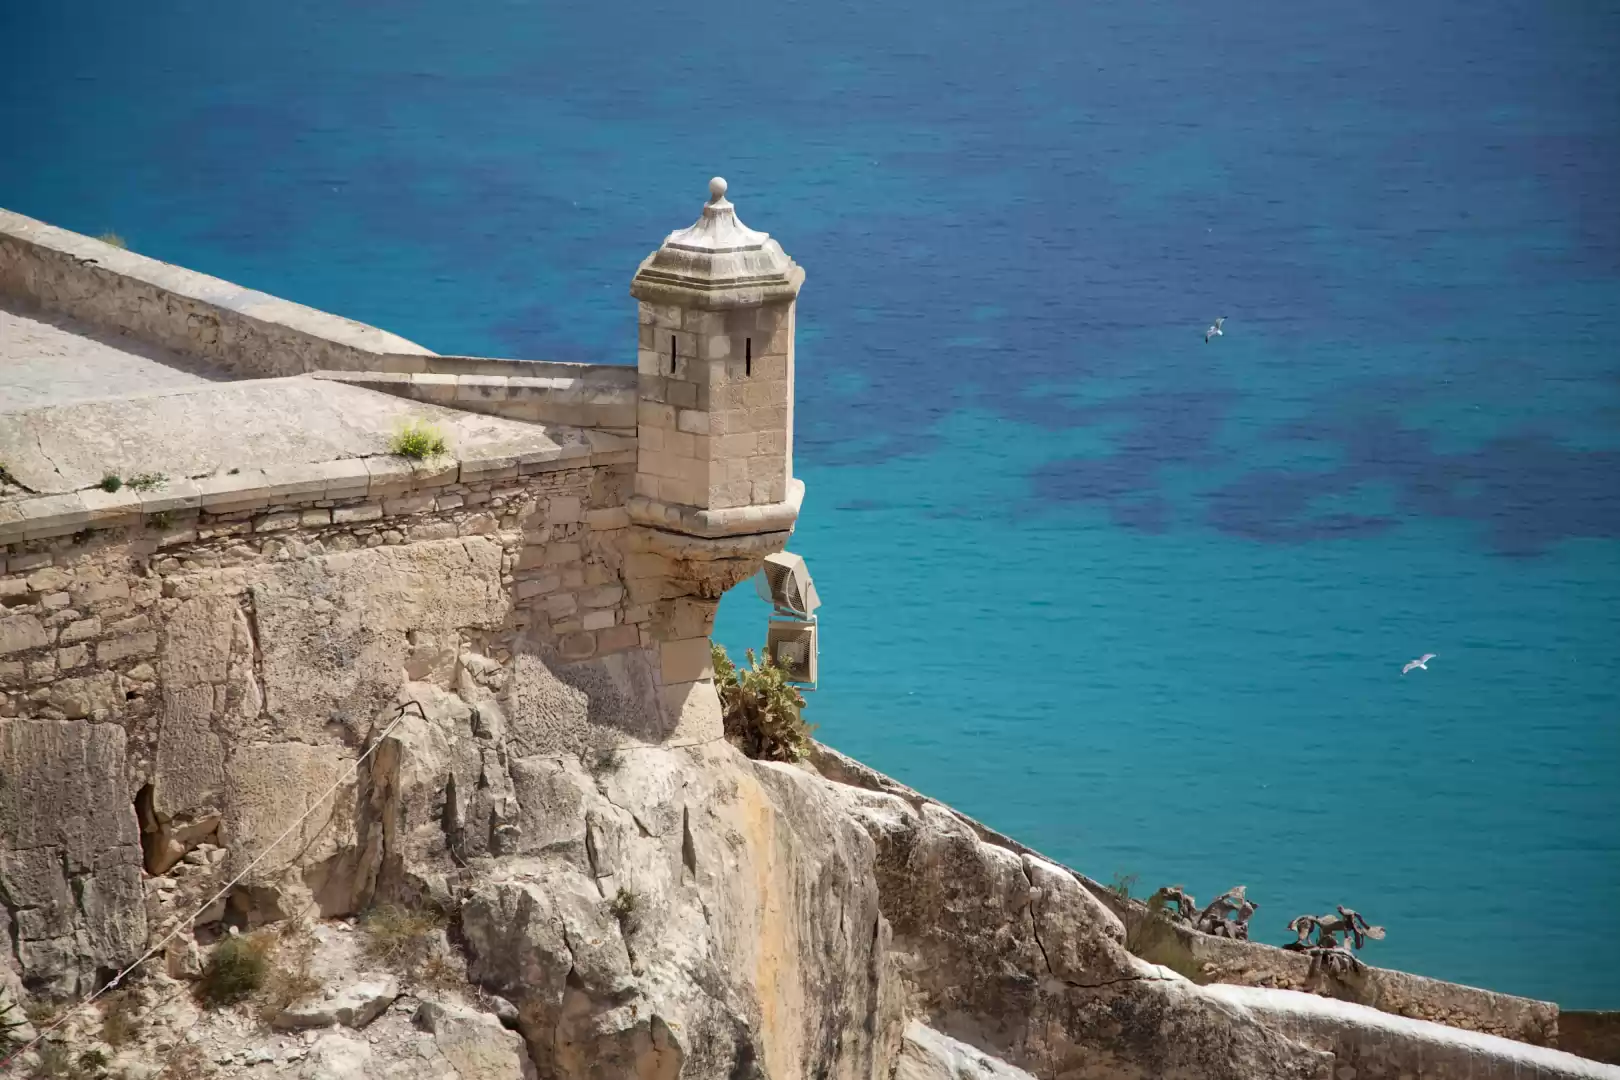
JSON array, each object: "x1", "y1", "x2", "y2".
[
  {"x1": 629, "y1": 177, "x2": 803, "y2": 521},
  {"x1": 623, "y1": 178, "x2": 807, "y2": 693}
]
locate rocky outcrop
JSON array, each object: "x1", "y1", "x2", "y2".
[
  {"x1": 416, "y1": 1000, "x2": 539, "y2": 1080},
  {"x1": 271, "y1": 975, "x2": 399, "y2": 1030},
  {"x1": 0, "y1": 717, "x2": 146, "y2": 997},
  {"x1": 442, "y1": 740, "x2": 899, "y2": 1080},
  {"x1": 894, "y1": 1021, "x2": 1040, "y2": 1079},
  {"x1": 831, "y1": 786, "x2": 1333, "y2": 1080}
]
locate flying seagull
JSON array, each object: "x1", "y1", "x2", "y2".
[
  {"x1": 1205, "y1": 316, "x2": 1226, "y2": 343},
  {"x1": 1402, "y1": 653, "x2": 1437, "y2": 675}
]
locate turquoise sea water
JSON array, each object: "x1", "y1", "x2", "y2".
[{"x1": 3, "y1": 0, "x2": 1617, "y2": 1006}]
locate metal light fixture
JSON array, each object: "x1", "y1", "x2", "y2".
[{"x1": 754, "y1": 552, "x2": 819, "y2": 690}]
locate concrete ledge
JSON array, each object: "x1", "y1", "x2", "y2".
[
  {"x1": 0, "y1": 207, "x2": 434, "y2": 379},
  {"x1": 0, "y1": 438, "x2": 631, "y2": 548},
  {"x1": 626, "y1": 477, "x2": 804, "y2": 539},
  {"x1": 313, "y1": 363, "x2": 637, "y2": 431}
]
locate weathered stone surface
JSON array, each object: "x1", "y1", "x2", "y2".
[
  {"x1": 273, "y1": 976, "x2": 399, "y2": 1030},
  {"x1": 222, "y1": 741, "x2": 358, "y2": 918},
  {"x1": 894, "y1": 1021, "x2": 1039, "y2": 1080},
  {"x1": 456, "y1": 741, "x2": 900, "y2": 1080},
  {"x1": 415, "y1": 1000, "x2": 538, "y2": 1080},
  {"x1": 145, "y1": 598, "x2": 235, "y2": 872},
  {"x1": 252, "y1": 537, "x2": 507, "y2": 741},
  {"x1": 0, "y1": 613, "x2": 48, "y2": 655},
  {"x1": 0, "y1": 719, "x2": 147, "y2": 997},
  {"x1": 1202, "y1": 984, "x2": 1620, "y2": 1079},
  {"x1": 298, "y1": 1031, "x2": 375, "y2": 1080},
  {"x1": 831, "y1": 790, "x2": 1333, "y2": 1079},
  {"x1": 37, "y1": 671, "x2": 121, "y2": 719},
  {"x1": 502, "y1": 646, "x2": 672, "y2": 758}
]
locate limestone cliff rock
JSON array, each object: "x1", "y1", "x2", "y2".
[
  {"x1": 0, "y1": 718, "x2": 147, "y2": 998},
  {"x1": 894, "y1": 1021, "x2": 1040, "y2": 1079},
  {"x1": 4, "y1": 524, "x2": 1609, "y2": 1078}
]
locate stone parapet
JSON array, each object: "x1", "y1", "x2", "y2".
[
  {"x1": 0, "y1": 208, "x2": 433, "y2": 379},
  {"x1": 0, "y1": 434, "x2": 634, "y2": 549},
  {"x1": 312, "y1": 363, "x2": 637, "y2": 434}
]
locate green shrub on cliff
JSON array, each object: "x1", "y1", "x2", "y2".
[
  {"x1": 359, "y1": 905, "x2": 445, "y2": 980},
  {"x1": 712, "y1": 643, "x2": 815, "y2": 762},
  {"x1": 197, "y1": 931, "x2": 271, "y2": 1007}
]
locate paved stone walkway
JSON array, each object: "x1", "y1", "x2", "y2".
[{"x1": 0, "y1": 301, "x2": 235, "y2": 412}]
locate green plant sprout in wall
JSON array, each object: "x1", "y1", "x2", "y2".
[{"x1": 388, "y1": 419, "x2": 448, "y2": 460}]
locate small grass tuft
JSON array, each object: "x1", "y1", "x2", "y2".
[
  {"x1": 23, "y1": 999, "x2": 57, "y2": 1029},
  {"x1": 98, "y1": 988, "x2": 141, "y2": 1048},
  {"x1": 387, "y1": 420, "x2": 448, "y2": 461},
  {"x1": 416, "y1": 949, "x2": 469, "y2": 995},
  {"x1": 157, "y1": 1042, "x2": 213, "y2": 1080},
  {"x1": 608, "y1": 887, "x2": 638, "y2": 926},
  {"x1": 146, "y1": 510, "x2": 174, "y2": 530},
  {"x1": 1107, "y1": 872, "x2": 1138, "y2": 902},
  {"x1": 98, "y1": 473, "x2": 123, "y2": 492},
  {"x1": 126, "y1": 472, "x2": 167, "y2": 492},
  {"x1": 358, "y1": 905, "x2": 446, "y2": 982},
  {"x1": 33, "y1": 1043, "x2": 110, "y2": 1079},
  {"x1": 97, "y1": 233, "x2": 127, "y2": 249},
  {"x1": 197, "y1": 931, "x2": 272, "y2": 1008},
  {"x1": 254, "y1": 920, "x2": 324, "y2": 1027}
]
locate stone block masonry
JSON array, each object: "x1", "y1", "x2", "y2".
[
  {"x1": 635, "y1": 300, "x2": 793, "y2": 510},
  {"x1": 0, "y1": 448, "x2": 750, "y2": 994},
  {"x1": 628, "y1": 176, "x2": 803, "y2": 526}
]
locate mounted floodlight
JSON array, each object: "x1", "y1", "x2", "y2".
[
  {"x1": 754, "y1": 552, "x2": 820, "y2": 618},
  {"x1": 766, "y1": 617, "x2": 819, "y2": 689}
]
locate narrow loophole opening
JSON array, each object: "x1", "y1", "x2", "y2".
[
  {"x1": 670, "y1": 335, "x2": 677, "y2": 375},
  {"x1": 745, "y1": 337, "x2": 752, "y2": 377}
]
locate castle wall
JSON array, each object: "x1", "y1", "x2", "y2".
[
  {"x1": 0, "y1": 207, "x2": 433, "y2": 380},
  {"x1": 0, "y1": 452, "x2": 734, "y2": 997}
]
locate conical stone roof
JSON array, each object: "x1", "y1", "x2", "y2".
[{"x1": 630, "y1": 177, "x2": 804, "y2": 309}]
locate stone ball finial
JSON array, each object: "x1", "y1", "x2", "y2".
[{"x1": 708, "y1": 177, "x2": 728, "y2": 202}]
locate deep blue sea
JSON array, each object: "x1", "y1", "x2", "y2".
[{"x1": 3, "y1": 0, "x2": 1617, "y2": 1008}]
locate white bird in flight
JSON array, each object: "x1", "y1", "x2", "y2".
[
  {"x1": 1204, "y1": 316, "x2": 1226, "y2": 343},
  {"x1": 1402, "y1": 653, "x2": 1437, "y2": 675}
]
